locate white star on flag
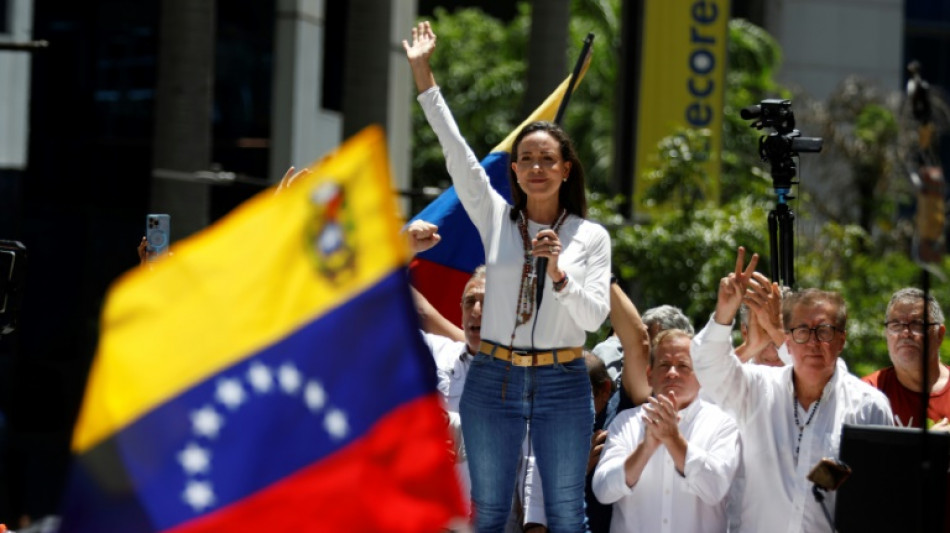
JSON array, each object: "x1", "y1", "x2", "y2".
[
  {"x1": 324, "y1": 408, "x2": 349, "y2": 439},
  {"x1": 247, "y1": 362, "x2": 273, "y2": 393},
  {"x1": 215, "y1": 377, "x2": 246, "y2": 410},
  {"x1": 190, "y1": 405, "x2": 224, "y2": 439},
  {"x1": 177, "y1": 442, "x2": 211, "y2": 475},
  {"x1": 304, "y1": 380, "x2": 327, "y2": 412},
  {"x1": 182, "y1": 480, "x2": 216, "y2": 511},
  {"x1": 278, "y1": 363, "x2": 302, "y2": 394}
]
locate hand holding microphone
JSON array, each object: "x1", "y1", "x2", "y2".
[{"x1": 532, "y1": 229, "x2": 565, "y2": 307}]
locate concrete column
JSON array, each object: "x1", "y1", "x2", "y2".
[
  {"x1": 150, "y1": 0, "x2": 216, "y2": 240},
  {"x1": 387, "y1": 0, "x2": 417, "y2": 216},
  {"x1": 269, "y1": 0, "x2": 343, "y2": 181},
  {"x1": 0, "y1": 0, "x2": 34, "y2": 170}
]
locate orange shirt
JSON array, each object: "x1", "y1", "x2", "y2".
[{"x1": 862, "y1": 365, "x2": 950, "y2": 427}]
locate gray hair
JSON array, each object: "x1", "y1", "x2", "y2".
[
  {"x1": 642, "y1": 305, "x2": 694, "y2": 335},
  {"x1": 782, "y1": 289, "x2": 847, "y2": 330},
  {"x1": 464, "y1": 265, "x2": 487, "y2": 293},
  {"x1": 887, "y1": 287, "x2": 944, "y2": 324}
]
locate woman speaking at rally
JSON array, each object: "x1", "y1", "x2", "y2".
[{"x1": 404, "y1": 21, "x2": 611, "y2": 532}]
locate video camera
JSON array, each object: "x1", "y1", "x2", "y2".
[{"x1": 741, "y1": 99, "x2": 823, "y2": 189}]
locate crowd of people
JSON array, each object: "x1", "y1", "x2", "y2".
[{"x1": 400, "y1": 20, "x2": 949, "y2": 533}]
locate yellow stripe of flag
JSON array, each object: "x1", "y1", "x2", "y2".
[
  {"x1": 73, "y1": 126, "x2": 406, "y2": 453},
  {"x1": 491, "y1": 61, "x2": 591, "y2": 154}
]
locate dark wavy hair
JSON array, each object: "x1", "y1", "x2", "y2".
[{"x1": 507, "y1": 121, "x2": 588, "y2": 220}]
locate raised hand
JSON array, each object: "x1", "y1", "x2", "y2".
[
  {"x1": 405, "y1": 219, "x2": 441, "y2": 255},
  {"x1": 402, "y1": 21, "x2": 438, "y2": 93},
  {"x1": 402, "y1": 21, "x2": 436, "y2": 63},
  {"x1": 714, "y1": 246, "x2": 759, "y2": 325},
  {"x1": 744, "y1": 272, "x2": 785, "y2": 347},
  {"x1": 274, "y1": 165, "x2": 310, "y2": 195}
]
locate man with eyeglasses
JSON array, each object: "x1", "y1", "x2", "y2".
[
  {"x1": 862, "y1": 288, "x2": 950, "y2": 430},
  {"x1": 690, "y1": 247, "x2": 892, "y2": 533}
]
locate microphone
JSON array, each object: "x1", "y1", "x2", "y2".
[{"x1": 535, "y1": 257, "x2": 547, "y2": 308}]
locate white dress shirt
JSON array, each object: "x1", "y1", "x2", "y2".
[
  {"x1": 418, "y1": 87, "x2": 611, "y2": 349},
  {"x1": 592, "y1": 399, "x2": 740, "y2": 533},
  {"x1": 691, "y1": 318, "x2": 893, "y2": 533}
]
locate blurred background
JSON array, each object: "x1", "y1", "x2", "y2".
[{"x1": 0, "y1": 0, "x2": 948, "y2": 526}]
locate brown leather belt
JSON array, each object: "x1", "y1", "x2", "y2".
[{"x1": 479, "y1": 341, "x2": 584, "y2": 367}]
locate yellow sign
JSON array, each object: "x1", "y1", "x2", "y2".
[{"x1": 634, "y1": 0, "x2": 730, "y2": 209}]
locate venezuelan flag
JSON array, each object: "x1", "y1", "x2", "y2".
[
  {"x1": 409, "y1": 70, "x2": 589, "y2": 326},
  {"x1": 60, "y1": 126, "x2": 465, "y2": 532}
]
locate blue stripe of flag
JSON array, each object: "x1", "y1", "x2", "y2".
[
  {"x1": 410, "y1": 151, "x2": 512, "y2": 274},
  {"x1": 61, "y1": 270, "x2": 434, "y2": 532}
]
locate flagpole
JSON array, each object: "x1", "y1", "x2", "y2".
[{"x1": 554, "y1": 33, "x2": 594, "y2": 125}]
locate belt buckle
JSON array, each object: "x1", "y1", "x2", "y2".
[{"x1": 512, "y1": 350, "x2": 533, "y2": 366}]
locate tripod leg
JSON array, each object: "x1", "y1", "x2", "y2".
[
  {"x1": 779, "y1": 205, "x2": 795, "y2": 287},
  {"x1": 768, "y1": 210, "x2": 779, "y2": 284}
]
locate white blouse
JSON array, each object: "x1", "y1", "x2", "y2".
[{"x1": 418, "y1": 87, "x2": 610, "y2": 349}]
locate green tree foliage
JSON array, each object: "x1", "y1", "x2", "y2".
[{"x1": 804, "y1": 78, "x2": 901, "y2": 234}]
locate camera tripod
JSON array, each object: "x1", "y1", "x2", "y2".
[
  {"x1": 741, "y1": 99, "x2": 822, "y2": 288},
  {"x1": 768, "y1": 187, "x2": 795, "y2": 288}
]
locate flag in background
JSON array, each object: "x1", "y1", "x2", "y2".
[
  {"x1": 409, "y1": 70, "x2": 589, "y2": 327},
  {"x1": 60, "y1": 126, "x2": 465, "y2": 533}
]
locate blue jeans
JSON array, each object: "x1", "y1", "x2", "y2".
[{"x1": 460, "y1": 351, "x2": 593, "y2": 532}]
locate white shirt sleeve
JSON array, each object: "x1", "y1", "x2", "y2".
[
  {"x1": 417, "y1": 86, "x2": 509, "y2": 241},
  {"x1": 592, "y1": 411, "x2": 640, "y2": 504},
  {"x1": 682, "y1": 414, "x2": 741, "y2": 505},
  {"x1": 552, "y1": 222, "x2": 611, "y2": 331},
  {"x1": 691, "y1": 317, "x2": 764, "y2": 424},
  {"x1": 777, "y1": 342, "x2": 792, "y2": 366}
]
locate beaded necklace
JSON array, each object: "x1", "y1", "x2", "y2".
[
  {"x1": 508, "y1": 208, "x2": 567, "y2": 337},
  {"x1": 499, "y1": 208, "x2": 567, "y2": 401},
  {"x1": 793, "y1": 390, "x2": 821, "y2": 462}
]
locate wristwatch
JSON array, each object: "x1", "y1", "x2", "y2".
[{"x1": 553, "y1": 273, "x2": 569, "y2": 292}]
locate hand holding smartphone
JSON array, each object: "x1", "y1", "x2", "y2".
[{"x1": 145, "y1": 214, "x2": 171, "y2": 262}]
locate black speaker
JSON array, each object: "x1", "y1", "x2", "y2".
[{"x1": 835, "y1": 424, "x2": 950, "y2": 532}]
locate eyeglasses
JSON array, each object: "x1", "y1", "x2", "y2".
[
  {"x1": 884, "y1": 321, "x2": 936, "y2": 335},
  {"x1": 787, "y1": 324, "x2": 841, "y2": 344}
]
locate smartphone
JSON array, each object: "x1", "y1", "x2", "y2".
[
  {"x1": 807, "y1": 457, "x2": 851, "y2": 491},
  {"x1": 146, "y1": 214, "x2": 171, "y2": 260}
]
